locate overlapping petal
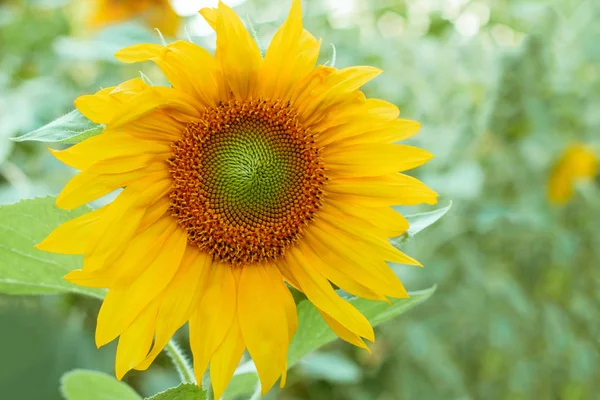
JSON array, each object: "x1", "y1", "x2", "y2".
[
  {"x1": 200, "y1": 2, "x2": 263, "y2": 100},
  {"x1": 115, "y1": 42, "x2": 222, "y2": 107}
]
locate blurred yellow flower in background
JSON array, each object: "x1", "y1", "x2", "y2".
[
  {"x1": 88, "y1": 0, "x2": 179, "y2": 36},
  {"x1": 36, "y1": 0, "x2": 436, "y2": 397},
  {"x1": 547, "y1": 144, "x2": 598, "y2": 204}
]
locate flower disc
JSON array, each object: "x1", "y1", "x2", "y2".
[{"x1": 169, "y1": 99, "x2": 326, "y2": 265}]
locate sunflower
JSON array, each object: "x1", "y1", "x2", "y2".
[
  {"x1": 37, "y1": 1, "x2": 437, "y2": 397},
  {"x1": 87, "y1": 0, "x2": 179, "y2": 36},
  {"x1": 547, "y1": 143, "x2": 598, "y2": 204}
]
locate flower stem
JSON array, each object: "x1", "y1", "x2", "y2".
[{"x1": 165, "y1": 340, "x2": 195, "y2": 384}]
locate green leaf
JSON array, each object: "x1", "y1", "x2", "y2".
[
  {"x1": 224, "y1": 286, "x2": 436, "y2": 399},
  {"x1": 391, "y1": 201, "x2": 452, "y2": 247},
  {"x1": 0, "y1": 196, "x2": 104, "y2": 299},
  {"x1": 145, "y1": 384, "x2": 207, "y2": 400},
  {"x1": 60, "y1": 370, "x2": 142, "y2": 400},
  {"x1": 11, "y1": 109, "x2": 104, "y2": 144},
  {"x1": 298, "y1": 352, "x2": 362, "y2": 383}
]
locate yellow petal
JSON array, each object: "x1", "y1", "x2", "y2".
[
  {"x1": 210, "y1": 315, "x2": 245, "y2": 400},
  {"x1": 122, "y1": 111, "x2": 185, "y2": 143},
  {"x1": 81, "y1": 176, "x2": 171, "y2": 275},
  {"x1": 115, "y1": 298, "x2": 159, "y2": 380},
  {"x1": 211, "y1": 1, "x2": 263, "y2": 100},
  {"x1": 299, "y1": 239, "x2": 387, "y2": 301},
  {"x1": 49, "y1": 132, "x2": 171, "y2": 171},
  {"x1": 199, "y1": 7, "x2": 217, "y2": 30},
  {"x1": 273, "y1": 269, "x2": 298, "y2": 343},
  {"x1": 135, "y1": 249, "x2": 209, "y2": 370},
  {"x1": 317, "y1": 207, "x2": 420, "y2": 266},
  {"x1": 284, "y1": 246, "x2": 374, "y2": 341},
  {"x1": 293, "y1": 66, "x2": 382, "y2": 126},
  {"x1": 74, "y1": 78, "x2": 147, "y2": 123},
  {"x1": 340, "y1": 119, "x2": 422, "y2": 146},
  {"x1": 35, "y1": 206, "x2": 105, "y2": 254},
  {"x1": 324, "y1": 143, "x2": 434, "y2": 178},
  {"x1": 114, "y1": 43, "x2": 163, "y2": 62},
  {"x1": 319, "y1": 310, "x2": 369, "y2": 350},
  {"x1": 259, "y1": 0, "x2": 320, "y2": 99},
  {"x1": 95, "y1": 222, "x2": 187, "y2": 347},
  {"x1": 189, "y1": 263, "x2": 237, "y2": 384},
  {"x1": 76, "y1": 85, "x2": 201, "y2": 127},
  {"x1": 116, "y1": 41, "x2": 221, "y2": 107},
  {"x1": 137, "y1": 196, "x2": 171, "y2": 233},
  {"x1": 328, "y1": 200, "x2": 409, "y2": 237},
  {"x1": 65, "y1": 216, "x2": 175, "y2": 288},
  {"x1": 56, "y1": 159, "x2": 167, "y2": 210},
  {"x1": 315, "y1": 99, "x2": 399, "y2": 145},
  {"x1": 327, "y1": 173, "x2": 438, "y2": 207},
  {"x1": 238, "y1": 264, "x2": 292, "y2": 395},
  {"x1": 306, "y1": 222, "x2": 409, "y2": 298}
]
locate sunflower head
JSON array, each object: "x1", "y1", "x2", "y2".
[
  {"x1": 37, "y1": 0, "x2": 437, "y2": 397},
  {"x1": 548, "y1": 143, "x2": 598, "y2": 204},
  {"x1": 87, "y1": 0, "x2": 179, "y2": 36}
]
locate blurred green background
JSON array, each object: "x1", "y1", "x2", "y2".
[{"x1": 1, "y1": 0, "x2": 599, "y2": 399}]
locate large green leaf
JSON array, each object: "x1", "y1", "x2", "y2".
[
  {"x1": 145, "y1": 384, "x2": 207, "y2": 400},
  {"x1": 11, "y1": 109, "x2": 104, "y2": 144},
  {"x1": 60, "y1": 370, "x2": 142, "y2": 400},
  {"x1": 224, "y1": 286, "x2": 436, "y2": 399},
  {"x1": 0, "y1": 197, "x2": 104, "y2": 298}
]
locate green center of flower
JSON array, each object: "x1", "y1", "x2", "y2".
[
  {"x1": 168, "y1": 99, "x2": 326, "y2": 266},
  {"x1": 206, "y1": 119, "x2": 306, "y2": 220}
]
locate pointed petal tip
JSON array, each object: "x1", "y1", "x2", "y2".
[
  {"x1": 426, "y1": 195, "x2": 440, "y2": 206},
  {"x1": 35, "y1": 236, "x2": 65, "y2": 253},
  {"x1": 114, "y1": 367, "x2": 127, "y2": 381},
  {"x1": 199, "y1": 7, "x2": 217, "y2": 30},
  {"x1": 364, "y1": 66, "x2": 384, "y2": 77},
  {"x1": 95, "y1": 327, "x2": 114, "y2": 349},
  {"x1": 280, "y1": 367, "x2": 288, "y2": 388},
  {"x1": 365, "y1": 327, "x2": 375, "y2": 343},
  {"x1": 54, "y1": 195, "x2": 73, "y2": 211}
]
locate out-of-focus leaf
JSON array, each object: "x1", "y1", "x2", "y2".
[
  {"x1": 391, "y1": 202, "x2": 452, "y2": 248},
  {"x1": 54, "y1": 23, "x2": 160, "y2": 63},
  {"x1": 424, "y1": 163, "x2": 484, "y2": 200},
  {"x1": 0, "y1": 196, "x2": 104, "y2": 298},
  {"x1": 60, "y1": 370, "x2": 142, "y2": 400},
  {"x1": 298, "y1": 352, "x2": 362, "y2": 383},
  {"x1": 225, "y1": 286, "x2": 436, "y2": 399},
  {"x1": 0, "y1": 132, "x2": 12, "y2": 165},
  {"x1": 11, "y1": 109, "x2": 104, "y2": 144},
  {"x1": 145, "y1": 384, "x2": 207, "y2": 400}
]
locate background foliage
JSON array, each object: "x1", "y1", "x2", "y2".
[{"x1": 1, "y1": 0, "x2": 599, "y2": 399}]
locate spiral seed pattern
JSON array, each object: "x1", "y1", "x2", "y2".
[{"x1": 168, "y1": 99, "x2": 326, "y2": 265}]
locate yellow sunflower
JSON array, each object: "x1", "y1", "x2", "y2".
[
  {"x1": 547, "y1": 143, "x2": 598, "y2": 204},
  {"x1": 87, "y1": 0, "x2": 179, "y2": 36},
  {"x1": 37, "y1": 1, "x2": 437, "y2": 397}
]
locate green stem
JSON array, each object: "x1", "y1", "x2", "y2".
[{"x1": 165, "y1": 340, "x2": 195, "y2": 384}]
